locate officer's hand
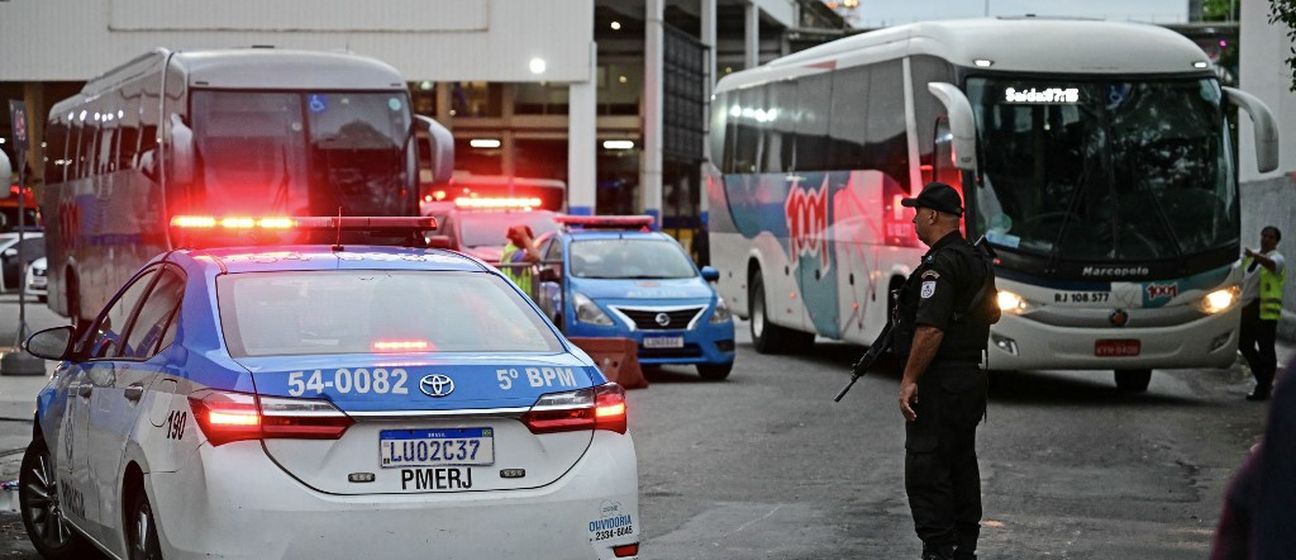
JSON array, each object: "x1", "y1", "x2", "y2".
[{"x1": 898, "y1": 381, "x2": 919, "y2": 422}]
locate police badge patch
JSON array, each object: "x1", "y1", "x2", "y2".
[{"x1": 921, "y1": 280, "x2": 936, "y2": 299}]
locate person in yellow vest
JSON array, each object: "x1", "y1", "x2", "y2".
[
  {"x1": 1240, "y1": 226, "x2": 1285, "y2": 401},
  {"x1": 502, "y1": 224, "x2": 542, "y2": 298}
]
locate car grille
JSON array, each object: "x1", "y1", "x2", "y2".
[{"x1": 613, "y1": 306, "x2": 703, "y2": 330}]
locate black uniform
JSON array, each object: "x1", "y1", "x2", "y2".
[{"x1": 894, "y1": 230, "x2": 995, "y2": 559}]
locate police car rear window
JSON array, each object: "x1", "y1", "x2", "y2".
[{"x1": 217, "y1": 271, "x2": 562, "y2": 357}]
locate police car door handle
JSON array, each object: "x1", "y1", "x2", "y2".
[{"x1": 124, "y1": 384, "x2": 145, "y2": 402}]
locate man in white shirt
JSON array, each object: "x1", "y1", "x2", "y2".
[{"x1": 1239, "y1": 226, "x2": 1285, "y2": 401}]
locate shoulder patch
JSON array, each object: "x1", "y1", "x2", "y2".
[
  {"x1": 921, "y1": 280, "x2": 936, "y2": 299},
  {"x1": 921, "y1": 270, "x2": 941, "y2": 280}
]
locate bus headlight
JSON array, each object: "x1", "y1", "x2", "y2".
[
  {"x1": 997, "y1": 290, "x2": 1029, "y2": 314},
  {"x1": 1199, "y1": 287, "x2": 1239, "y2": 314},
  {"x1": 573, "y1": 292, "x2": 614, "y2": 326},
  {"x1": 710, "y1": 296, "x2": 733, "y2": 324}
]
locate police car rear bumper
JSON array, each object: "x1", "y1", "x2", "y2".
[
  {"x1": 986, "y1": 304, "x2": 1240, "y2": 371},
  {"x1": 147, "y1": 431, "x2": 640, "y2": 560}
]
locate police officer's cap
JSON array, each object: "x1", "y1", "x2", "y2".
[{"x1": 901, "y1": 182, "x2": 963, "y2": 216}]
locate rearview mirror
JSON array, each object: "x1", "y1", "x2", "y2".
[
  {"x1": 414, "y1": 115, "x2": 455, "y2": 186},
  {"x1": 24, "y1": 325, "x2": 75, "y2": 361},
  {"x1": 927, "y1": 83, "x2": 978, "y2": 171},
  {"x1": 1224, "y1": 87, "x2": 1280, "y2": 173},
  {"x1": 700, "y1": 266, "x2": 720, "y2": 283}
]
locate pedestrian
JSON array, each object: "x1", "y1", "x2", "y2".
[
  {"x1": 1210, "y1": 364, "x2": 1295, "y2": 559},
  {"x1": 1239, "y1": 226, "x2": 1285, "y2": 401},
  {"x1": 502, "y1": 224, "x2": 542, "y2": 297},
  {"x1": 893, "y1": 182, "x2": 999, "y2": 560}
]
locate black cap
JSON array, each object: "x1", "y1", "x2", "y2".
[{"x1": 901, "y1": 182, "x2": 963, "y2": 216}]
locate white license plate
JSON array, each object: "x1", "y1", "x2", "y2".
[
  {"x1": 379, "y1": 428, "x2": 494, "y2": 468},
  {"x1": 31, "y1": 278, "x2": 46, "y2": 288},
  {"x1": 643, "y1": 336, "x2": 684, "y2": 349}
]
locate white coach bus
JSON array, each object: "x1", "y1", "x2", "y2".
[
  {"x1": 42, "y1": 48, "x2": 453, "y2": 327},
  {"x1": 706, "y1": 17, "x2": 1279, "y2": 391}
]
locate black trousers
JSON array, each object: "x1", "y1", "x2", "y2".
[
  {"x1": 1239, "y1": 301, "x2": 1278, "y2": 392},
  {"x1": 904, "y1": 361, "x2": 987, "y2": 554}
]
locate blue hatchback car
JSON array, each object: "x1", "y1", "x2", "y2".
[
  {"x1": 19, "y1": 218, "x2": 640, "y2": 560},
  {"x1": 536, "y1": 216, "x2": 736, "y2": 379}
]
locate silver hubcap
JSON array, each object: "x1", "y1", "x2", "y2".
[{"x1": 23, "y1": 451, "x2": 70, "y2": 547}]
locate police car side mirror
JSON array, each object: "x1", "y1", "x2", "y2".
[
  {"x1": 700, "y1": 266, "x2": 720, "y2": 283},
  {"x1": 24, "y1": 325, "x2": 75, "y2": 361}
]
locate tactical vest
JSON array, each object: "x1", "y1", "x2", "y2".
[
  {"x1": 893, "y1": 237, "x2": 998, "y2": 361},
  {"x1": 1246, "y1": 253, "x2": 1286, "y2": 321}
]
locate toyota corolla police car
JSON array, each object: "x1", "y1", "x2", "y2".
[
  {"x1": 20, "y1": 216, "x2": 640, "y2": 560},
  {"x1": 536, "y1": 216, "x2": 736, "y2": 379}
]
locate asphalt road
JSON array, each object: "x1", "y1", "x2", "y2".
[{"x1": 0, "y1": 298, "x2": 1277, "y2": 559}]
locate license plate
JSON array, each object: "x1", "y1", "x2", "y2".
[
  {"x1": 643, "y1": 336, "x2": 684, "y2": 349},
  {"x1": 1095, "y1": 339, "x2": 1141, "y2": 357},
  {"x1": 31, "y1": 278, "x2": 46, "y2": 288},
  {"x1": 379, "y1": 428, "x2": 494, "y2": 468}
]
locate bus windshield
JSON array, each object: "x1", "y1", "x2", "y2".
[
  {"x1": 190, "y1": 90, "x2": 413, "y2": 216},
  {"x1": 967, "y1": 77, "x2": 1237, "y2": 262}
]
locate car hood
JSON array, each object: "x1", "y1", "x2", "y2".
[{"x1": 568, "y1": 276, "x2": 714, "y2": 301}]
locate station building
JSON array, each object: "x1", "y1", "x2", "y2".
[{"x1": 0, "y1": 0, "x2": 849, "y2": 255}]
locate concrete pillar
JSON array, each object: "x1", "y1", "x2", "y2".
[
  {"x1": 435, "y1": 82, "x2": 453, "y2": 130},
  {"x1": 501, "y1": 84, "x2": 516, "y2": 177},
  {"x1": 567, "y1": 42, "x2": 597, "y2": 215},
  {"x1": 699, "y1": 0, "x2": 717, "y2": 223},
  {"x1": 745, "y1": 1, "x2": 760, "y2": 69},
  {"x1": 641, "y1": 0, "x2": 664, "y2": 227}
]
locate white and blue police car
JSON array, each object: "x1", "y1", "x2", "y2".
[
  {"x1": 536, "y1": 216, "x2": 736, "y2": 380},
  {"x1": 20, "y1": 216, "x2": 640, "y2": 560}
]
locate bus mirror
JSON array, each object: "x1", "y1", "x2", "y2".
[
  {"x1": 1223, "y1": 87, "x2": 1280, "y2": 174},
  {"x1": 168, "y1": 114, "x2": 195, "y2": 184},
  {"x1": 927, "y1": 83, "x2": 978, "y2": 172},
  {"x1": 414, "y1": 115, "x2": 454, "y2": 186}
]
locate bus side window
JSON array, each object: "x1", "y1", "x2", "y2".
[
  {"x1": 932, "y1": 118, "x2": 960, "y2": 188},
  {"x1": 117, "y1": 86, "x2": 142, "y2": 171},
  {"x1": 80, "y1": 117, "x2": 99, "y2": 180},
  {"x1": 44, "y1": 118, "x2": 67, "y2": 184},
  {"x1": 99, "y1": 118, "x2": 117, "y2": 175}
]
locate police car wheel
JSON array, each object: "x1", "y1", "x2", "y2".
[
  {"x1": 127, "y1": 486, "x2": 163, "y2": 560},
  {"x1": 697, "y1": 362, "x2": 733, "y2": 380},
  {"x1": 18, "y1": 440, "x2": 92, "y2": 559},
  {"x1": 1114, "y1": 369, "x2": 1152, "y2": 392}
]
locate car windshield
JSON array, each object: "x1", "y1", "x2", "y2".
[
  {"x1": 459, "y1": 212, "x2": 559, "y2": 248},
  {"x1": 967, "y1": 77, "x2": 1238, "y2": 262},
  {"x1": 190, "y1": 90, "x2": 414, "y2": 217},
  {"x1": 217, "y1": 270, "x2": 562, "y2": 357},
  {"x1": 570, "y1": 239, "x2": 697, "y2": 279}
]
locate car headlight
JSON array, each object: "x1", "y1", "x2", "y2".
[
  {"x1": 1199, "y1": 286, "x2": 1239, "y2": 314},
  {"x1": 997, "y1": 290, "x2": 1029, "y2": 314},
  {"x1": 710, "y1": 296, "x2": 732, "y2": 324},
  {"x1": 573, "y1": 292, "x2": 614, "y2": 326}
]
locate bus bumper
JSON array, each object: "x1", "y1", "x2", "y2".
[{"x1": 985, "y1": 304, "x2": 1240, "y2": 371}]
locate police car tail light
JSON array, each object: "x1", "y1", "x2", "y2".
[
  {"x1": 189, "y1": 390, "x2": 353, "y2": 446},
  {"x1": 521, "y1": 383, "x2": 627, "y2": 435},
  {"x1": 259, "y1": 396, "x2": 354, "y2": 440}
]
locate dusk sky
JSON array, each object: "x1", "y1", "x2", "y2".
[{"x1": 848, "y1": 0, "x2": 1190, "y2": 28}]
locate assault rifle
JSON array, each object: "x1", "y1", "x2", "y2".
[{"x1": 833, "y1": 322, "x2": 894, "y2": 402}]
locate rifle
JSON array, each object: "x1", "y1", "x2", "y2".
[{"x1": 833, "y1": 322, "x2": 894, "y2": 402}]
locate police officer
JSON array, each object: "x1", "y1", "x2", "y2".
[{"x1": 894, "y1": 182, "x2": 997, "y2": 560}]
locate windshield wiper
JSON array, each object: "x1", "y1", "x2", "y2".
[{"x1": 1047, "y1": 109, "x2": 1101, "y2": 271}]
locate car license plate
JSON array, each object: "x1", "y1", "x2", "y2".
[
  {"x1": 31, "y1": 278, "x2": 46, "y2": 288},
  {"x1": 379, "y1": 428, "x2": 494, "y2": 469},
  {"x1": 643, "y1": 336, "x2": 684, "y2": 349},
  {"x1": 1095, "y1": 339, "x2": 1141, "y2": 357}
]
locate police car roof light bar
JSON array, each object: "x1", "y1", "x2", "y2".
[
  {"x1": 554, "y1": 215, "x2": 654, "y2": 231},
  {"x1": 169, "y1": 215, "x2": 438, "y2": 232}
]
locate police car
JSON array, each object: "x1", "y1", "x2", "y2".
[
  {"x1": 536, "y1": 216, "x2": 736, "y2": 379},
  {"x1": 20, "y1": 216, "x2": 640, "y2": 560}
]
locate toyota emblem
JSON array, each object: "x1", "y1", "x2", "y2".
[
  {"x1": 419, "y1": 374, "x2": 455, "y2": 397},
  {"x1": 654, "y1": 312, "x2": 671, "y2": 327}
]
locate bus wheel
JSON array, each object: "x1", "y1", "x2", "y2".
[
  {"x1": 1114, "y1": 369, "x2": 1152, "y2": 392},
  {"x1": 749, "y1": 273, "x2": 812, "y2": 354}
]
